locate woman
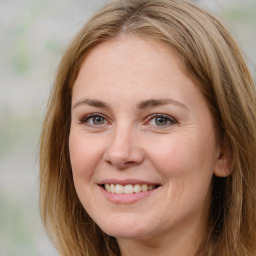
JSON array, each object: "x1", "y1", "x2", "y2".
[{"x1": 39, "y1": 0, "x2": 256, "y2": 255}]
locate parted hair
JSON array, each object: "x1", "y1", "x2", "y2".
[{"x1": 40, "y1": 0, "x2": 256, "y2": 255}]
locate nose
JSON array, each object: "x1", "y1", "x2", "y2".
[{"x1": 103, "y1": 126, "x2": 145, "y2": 169}]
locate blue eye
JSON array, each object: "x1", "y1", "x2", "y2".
[
  {"x1": 147, "y1": 114, "x2": 176, "y2": 127},
  {"x1": 81, "y1": 114, "x2": 107, "y2": 126}
]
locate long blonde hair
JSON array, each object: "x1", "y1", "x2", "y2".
[{"x1": 40, "y1": 0, "x2": 256, "y2": 255}]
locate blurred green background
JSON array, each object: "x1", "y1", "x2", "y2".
[{"x1": 0, "y1": 0, "x2": 255, "y2": 255}]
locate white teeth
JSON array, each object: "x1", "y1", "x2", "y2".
[
  {"x1": 141, "y1": 184, "x2": 148, "y2": 192},
  {"x1": 134, "y1": 184, "x2": 142, "y2": 193},
  {"x1": 105, "y1": 184, "x2": 110, "y2": 191},
  {"x1": 110, "y1": 184, "x2": 115, "y2": 193},
  {"x1": 104, "y1": 184, "x2": 156, "y2": 194},
  {"x1": 124, "y1": 184, "x2": 134, "y2": 194},
  {"x1": 115, "y1": 184, "x2": 124, "y2": 194}
]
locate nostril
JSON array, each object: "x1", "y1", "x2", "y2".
[
  {"x1": 125, "y1": 161, "x2": 136, "y2": 165},
  {"x1": 105, "y1": 160, "x2": 136, "y2": 169},
  {"x1": 103, "y1": 138, "x2": 145, "y2": 168}
]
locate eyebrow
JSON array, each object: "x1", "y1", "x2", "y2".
[
  {"x1": 73, "y1": 99, "x2": 110, "y2": 109},
  {"x1": 137, "y1": 98, "x2": 188, "y2": 110},
  {"x1": 72, "y1": 98, "x2": 188, "y2": 110}
]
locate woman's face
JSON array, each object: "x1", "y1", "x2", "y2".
[{"x1": 69, "y1": 36, "x2": 223, "y2": 243}]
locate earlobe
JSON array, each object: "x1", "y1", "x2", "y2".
[{"x1": 213, "y1": 141, "x2": 232, "y2": 177}]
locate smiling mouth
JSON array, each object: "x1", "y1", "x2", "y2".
[{"x1": 102, "y1": 184, "x2": 159, "y2": 194}]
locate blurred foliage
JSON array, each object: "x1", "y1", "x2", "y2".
[
  {"x1": 0, "y1": 193, "x2": 38, "y2": 256},
  {"x1": 0, "y1": 113, "x2": 42, "y2": 158},
  {"x1": 0, "y1": 113, "x2": 44, "y2": 255},
  {"x1": 223, "y1": 3, "x2": 256, "y2": 22},
  {"x1": 11, "y1": 39, "x2": 30, "y2": 75}
]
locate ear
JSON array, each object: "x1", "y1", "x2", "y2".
[{"x1": 213, "y1": 140, "x2": 232, "y2": 177}]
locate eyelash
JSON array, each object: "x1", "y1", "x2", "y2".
[
  {"x1": 79, "y1": 113, "x2": 108, "y2": 126},
  {"x1": 79, "y1": 113, "x2": 177, "y2": 128},
  {"x1": 145, "y1": 113, "x2": 177, "y2": 127}
]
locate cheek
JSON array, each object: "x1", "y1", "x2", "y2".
[
  {"x1": 69, "y1": 131, "x2": 103, "y2": 179},
  {"x1": 146, "y1": 136, "x2": 194, "y2": 175},
  {"x1": 148, "y1": 135, "x2": 215, "y2": 218},
  {"x1": 151, "y1": 131, "x2": 216, "y2": 172},
  {"x1": 146, "y1": 133, "x2": 216, "y2": 196},
  {"x1": 69, "y1": 133, "x2": 85, "y2": 176}
]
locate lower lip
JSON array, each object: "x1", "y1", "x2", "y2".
[{"x1": 99, "y1": 185, "x2": 159, "y2": 204}]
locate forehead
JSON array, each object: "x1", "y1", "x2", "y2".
[
  {"x1": 83, "y1": 35, "x2": 186, "y2": 70},
  {"x1": 73, "y1": 35, "x2": 192, "y2": 96}
]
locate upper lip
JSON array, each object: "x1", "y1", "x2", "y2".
[{"x1": 98, "y1": 178, "x2": 161, "y2": 186}]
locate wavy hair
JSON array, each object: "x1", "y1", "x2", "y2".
[{"x1": 40, "y1": 0, "x2": 256, "y2": 255}]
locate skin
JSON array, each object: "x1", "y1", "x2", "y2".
[{"x1": 69, "y1": 35, "x2": 230, "y2": 256}]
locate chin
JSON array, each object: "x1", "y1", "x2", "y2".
[
  {"x1": 95, "y1": 215, "x2": 151, "y2": 239},
  {"x1": 104, "y1": 228, "x2": 149, "y2": 240}
]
